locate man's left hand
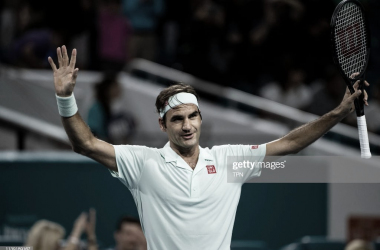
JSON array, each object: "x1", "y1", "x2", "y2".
[{"x1": 340, "y1": 76, "x2": 369, "y2": 114}]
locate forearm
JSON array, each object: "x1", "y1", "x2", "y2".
[
  {"x1": 61, "y1": 112, "x2": 96, "y2": 155},
  {"x1": 65, "y1": 239, "x2": 80, "y2": 250},
  {"x1": 87, "y1": 244, "x2": 98, "y2": 250},
  {"x1": 282, "y1": 105, "x2": 349, "y2": 153},
  {"x1": 87, "y1": 234, "x2": 98, "y2": 250},
  {"x1": 266, "y1": 78, "x2": 365, "y2": 156},
  {"x1": 64, "y1": 229, "x2": 82, "y2": 250},
  {"x1": 64, "y1": 242, "x2": 79, "y2": 250}
]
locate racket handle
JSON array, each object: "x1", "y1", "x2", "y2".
[{"x1": 357, "y1": 116, "x2": 371, "y2": 159}]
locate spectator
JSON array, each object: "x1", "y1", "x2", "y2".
[
  {"x1": 24, "y1": 220, "x2": 65, "y2": 250},
  {"x1": 181, "y1": 0, "x2": 228, "y2": 84},
  {"x1": 222, "y1": 0, "x2": 264, "y2": 90},
  {"x1": 11, "y1": 28, "x2": 62, "y2": 68},
  {"x1": 87, "y1": 73, "x2": 136, "y2": 144},
  {"x1": 259, "y1": 67, "x2": 312, "y2": 109},
  {"x1": 0, "y1": 0, "x2": 17, "y2": 63},
  {"x1": 66, "y1": 209, "x2": 98, "y2": 250},
  {"x1": 302, "y1": 0, "x2": 335, "y2": 82},
  {"x1": 24, "y1": 209, "x2": 97, "y2": 250},
  {"x1": 345, "y1": 239, "x2": 374, "y2": 250},
  {"x1": 306, "y1": 66, "x2": 346, "y2": 116},
  {"x1": 122, "y1": 0, "x2": 165, "y2": 61},
  {"x1": 108, "y1": 216, "x2": 146, "y2": 250},
  {"x1": 69, "y1": 0, "x2": 98, "y2": 70},
  {"x1": 249, "y1": 0, "x2": 306, "y2": 88},
  {"x1": 97, "y1": 0, "x2": 132, "y2": 71},
  {"x1": 156, "y1": 0, "x2": 191, "y2": 66}
]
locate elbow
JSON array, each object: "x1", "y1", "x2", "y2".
[
  {"x1": 72, "y1": 140, "x2": 94, "y2": 156},
  {"x1": 286, "y1": 140, "x2": 303, "y2": 155},
  {"x1": 72, "y1": 145, "x2": 84, "y2": 155}
]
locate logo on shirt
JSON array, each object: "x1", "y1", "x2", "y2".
[
  {"x1": 251, "y1": 145, "x2": 258, "y2": 149},
  {"x1": 206, "y1": 165, "x2": 216, "y2": 174}
]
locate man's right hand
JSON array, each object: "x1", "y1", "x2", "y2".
[
  {"x1": 48, "y1": 46, "x2": 117, "y2": 172},
  {"x1": 48, "y1": 45, "x2": 78, "y2": 97}
]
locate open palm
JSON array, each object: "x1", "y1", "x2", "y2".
[{"x1": 48, "y1": 45, "x2": 78, "y2": 97}]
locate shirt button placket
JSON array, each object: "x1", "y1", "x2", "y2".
[{"x1": 191, "y1": 175, "x2": 199, "y2": 198}]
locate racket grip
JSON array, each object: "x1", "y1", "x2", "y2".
[{"x1": 357, "y1": 116, "x2": 371, "y2": 159}]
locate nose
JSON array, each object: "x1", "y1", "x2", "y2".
[{"x1": 182, "y1": 118, "x2": 191, "y2": 131}]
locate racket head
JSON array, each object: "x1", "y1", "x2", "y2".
[{"x1": 330, "y1": 0, "x2": 371, "y2": 83}]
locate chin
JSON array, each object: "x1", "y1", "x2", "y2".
[{"x1": 183, "y1": 139, "x2": 198, "y2": 147}]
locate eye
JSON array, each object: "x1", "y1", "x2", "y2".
[
  {"x1": 171, "y1": 116, "x2": 182, "y2": 122},
  {"x1": 189, "y1": 113, "x2": 198, "y2": 118}
]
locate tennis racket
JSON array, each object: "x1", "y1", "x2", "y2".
[{"x1": 331, "y1": 0, "x2": 371, "y2": 158}]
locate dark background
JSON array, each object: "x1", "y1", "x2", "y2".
[{"x1": 1, "y1": 0, "x2": 379, "y2": 133}]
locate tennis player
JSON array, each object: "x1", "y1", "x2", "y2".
[{"x1": 49, "y1": 46, "x2": 369, "y2": 250}]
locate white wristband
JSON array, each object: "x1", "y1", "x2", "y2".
[{"x1": 56, "y1": 93, "x2": 78, "y2": 117}]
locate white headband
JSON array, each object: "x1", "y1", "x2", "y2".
[{"x1": 159, "y1": 92, "x2": 199, "y2": 118}]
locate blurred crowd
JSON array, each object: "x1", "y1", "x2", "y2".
[
  {"x1": 0, "y1": 0, "x2": 164, "y2": 70},
  {"x1": 25, "y1": 209, "x2": 147, "y2": 250},
  {"x1": 88, "y1": 72, "x2": 136, "y2": 144},
  {"x1": 23, "y1": 211, "x2": 378, "y2": 250},
  {"x1": 0, "y1": 0, "x2": 379, "y2": 133}
]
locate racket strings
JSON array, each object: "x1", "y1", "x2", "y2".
[
  {"x1": 335, "y1": 3, "x2": 368, "y2": 78},
  {"x1": 338, "y1": 5, "x2": 366, "y2": 75}
]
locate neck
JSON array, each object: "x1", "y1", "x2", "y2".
[
  {"x1": 170, "y1": 142, "x2": 200, "y2": 169},
  {"x1": 170, "y1": 142, "x2": 199, "y2": 158}
]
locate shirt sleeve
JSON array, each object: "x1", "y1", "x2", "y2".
[
  {"x1": 109, "y1": 145, "x2": 147, "y2": 189},
  {"x1": 224, "y1": 144, "x2": 266, "y2": 182}
]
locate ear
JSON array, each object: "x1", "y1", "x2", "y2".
[{"x1": 159, "y1": 118, "x2": 166, "y2": 132}]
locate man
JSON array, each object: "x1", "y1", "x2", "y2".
[
  {"x1": 48, "y1": 46, "x2": 369, "y2": 249},
  {"x1": 109, "y1": 216, "x2": 146, "y2": 250}
]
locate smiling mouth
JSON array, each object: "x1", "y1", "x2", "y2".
[{"x1": 182, "y1": 133, "x2": 194, "y2": 140}]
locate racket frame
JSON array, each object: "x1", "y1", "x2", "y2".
[
  {"x1": 330, "y1": 0, "x2": 372, "y2": 158},
  {"x1": 330, "y1": 0, "x2": 371, "y2": 117}
]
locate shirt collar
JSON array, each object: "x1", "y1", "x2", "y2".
[{"x1": 161, "y1": 142, "x2": 213, "y2": 164}]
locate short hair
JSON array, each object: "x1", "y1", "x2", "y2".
[
  {"x1": 345, "y1": 239, "x2": 374, "y2": 250},
  {"x1": 94, "y1": 72, "x2": 118, "y2": 102},
  {"x1": 115, "y1": 216, "x2": 141, "y2": 232},
  {"x1": 155, "y1": 83, "x2": 200, "y2": 125},
  {"x1": 25, "y1": 220, "x2": 65, "y2": 250}
]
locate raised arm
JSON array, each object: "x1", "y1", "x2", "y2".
[
  {"x1": 48, "y1": 46, "x2": 117, "y2": 171},
  {"x1": 266, "y1": 79, "x2": 369, "y2": 156}
]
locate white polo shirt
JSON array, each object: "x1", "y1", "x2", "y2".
[{"x1": 110, "y1": 142, "x2": 266, "y2": 250}]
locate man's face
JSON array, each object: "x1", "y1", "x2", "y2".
[
  {"x1": 114, "y1": 223, "x2": 145, "y2": 250},
  {"x1": 159, "y1": 104, "x2": 202, "y2": 150}
]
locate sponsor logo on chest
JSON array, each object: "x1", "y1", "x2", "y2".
[{"x1": 206, "y1": 165, "x2": 216, "y2": 174}]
